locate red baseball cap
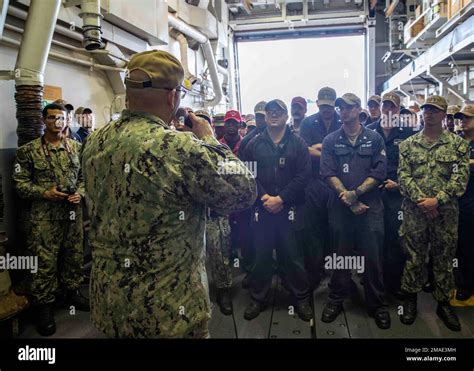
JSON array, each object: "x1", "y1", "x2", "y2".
[
  {"x1": 291, "y1": 96, "x2": 307, "y2": 109},
  {"x1": 224, "y1": 110, "x2": 242, "y2": 123}
]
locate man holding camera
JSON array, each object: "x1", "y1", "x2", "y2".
[
  {"x1": 82, "y1": 50, "x2": 256, "y2": 338},
  {"x1": 13, "y1": 103, "x2": 88, "y2": 337}
]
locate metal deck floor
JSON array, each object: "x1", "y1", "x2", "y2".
[{"x1": 15, "y1": 270, "x2": 474, "y2": 339}]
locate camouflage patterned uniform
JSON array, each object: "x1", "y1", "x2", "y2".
[
  {"x1": 206, "y1": 210, "x2": 232, "y2": 290},
  {"x1": 12, "y1": 138, "x2": 84, "y2": 305},
  {"x1": 398, "y1": 130, "x2": 470, "y2": 301},
  {"x1": 81, "y1": 110, "x2": 256, "y2": 338}
]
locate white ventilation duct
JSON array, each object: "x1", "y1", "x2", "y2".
[
  {"x1": 79, "y1": 0, "x2": 103, "y2": 50},
  {"x1": 14, "y1": 0, "x2": 61, "y2": 86},
  {"x1": 170, "y1": 30, "x2": 198, "y2": 86},
  {"x1": 168, "y1": 14, "x2": 223, "y2": 107}
]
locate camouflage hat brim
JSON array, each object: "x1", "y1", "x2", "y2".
[
  {"x1": 368, "y1": 97, "x2": 381, "y2": 104},
  {"x1": 213, "y1": 122, "x2": 225, "y2": 127},
  {"x1": 317, "y1": 99, "x2": 336, "y2": 107},
  {"x1": 454, "y1": 111, "x2": 474, "y2": 119},
  {"x1": 382, "y1": 97, "x2": 400, "y2": 106},
  {"x1": 335, "y1": 97, "x2": 359, "y2": 107},
  {"x1": 420, "y1": 103, "x2": 447, "y2": 112}
]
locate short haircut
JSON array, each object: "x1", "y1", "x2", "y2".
[
  {"x1": 65, "y1": 103, "x2": 74, "y2": 112},
  {"x1": 83, "y1": 108, "x2": 93, "y2": 114},
  {"x1": 42, "y1": 103, "x2": 67, "y2": 118}
]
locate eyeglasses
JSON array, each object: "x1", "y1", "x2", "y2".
[
  {"x1": 161, "y1": 85, "x2": 187, "y2": 99},
  {"x1": 46, "y1": 115, "x2": 65, "y2": 121},
  {"x1": 266, "y1": 110, "x2": 286, "y2": 117}
]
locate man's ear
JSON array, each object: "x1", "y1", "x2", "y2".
[{"x1": 167, "y1": 89, "x2": 177, "y2": 108}]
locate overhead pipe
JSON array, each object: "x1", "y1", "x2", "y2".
[
  {"x1": 14, "y1": 0, "x2": 61, "y2": 146},
  {"x1": 1, "y1": 36, "x2": 125, "y2": 72},
  {"x1": 79, "y1": 0, "x2": 103, "y2": 50},
  {"x1": 8, "y1": 5, "x2": 83, "y2": 43},
  {"x1": 14, "y1": 0, "x2": 61, "y2": 86},
  {"x1": 170, "y1": 30, "x2": 198, "y2": 86},
  {"x1": 4, "y1": 23, "x2": 128, "y2": 64},
  {"x1": 217, "y1": 65, "x2": 229, "y2": 95},
  {"x1": 168, "y1": 14, "x2": 223, "y2": 106}
]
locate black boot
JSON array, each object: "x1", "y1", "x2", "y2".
[
  {"x1": 400, "y1": 292, "x2": 417, "y2": 325},
  {"x1": 65, "y1": 289, "x2": 90, "y2": 312},
  {"x1": 370, "y1": 307, "x2": 391, "y2": 329},
  {"x1": 321, "y1": 302, "x2": 343, "y2": 323},
  {"x1": 216, "y1": 289, "x2": 233, "y2": 315},
  {"x1": 422, "y1": 281, "x2": 434, "y2": 293},
  {"x1": 36, "y1": 304, "x2": 56, "y2": 337},
  {"x1": 296, "y1": 299, "x2": 313, "y2": 322},
  {"x1": 455, "y1": 289, "x2": 472, "y2": 301},
  {"x1": 437, "y1": 302, "x2": 461, "y2": 332},
  {"x1": 244, "y1": 300, "x2": 265, "y2": 320}
]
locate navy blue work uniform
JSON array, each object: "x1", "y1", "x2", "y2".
[
  {"x1": 455, "y1": 140, "x2": 474, "y2": 294},
  {"x1": 238, "y1": 126, "x2": 266, "y2": 273},
  {"x1": 367, "y1": 120, "x2": 414, "y2": 292},
  {"x1": 299, "y1": 112, "x2": 341, "y2": 289},
  {"x1": 242, "y1": 127, "x2": 311, "y2": 304},
  {"x1": 320, "y1": 126, "x2": 387, "y2": 312}
]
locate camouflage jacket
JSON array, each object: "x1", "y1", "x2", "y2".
[
  {"x1": 398, "y1": 130, "x2": 470, "y2": 206},
  {"x1": 12, "y1": 137, "x2": 84, "y2": 220},
  {"x1": 81, "y1": 110, "x2": 257, "y2": 338}
]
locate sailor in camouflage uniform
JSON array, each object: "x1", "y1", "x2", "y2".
[
  {"x1": 12, "y1": 103, "x2": 88, "y2": 337},
  {"x1": 397, "y1": 95, "x2": 470, "y2": 331},
  {"x1": 206, "y1": 209, "x2": 233, "y2": 315},
  {"x1": 81, "y1": 50, "x2": 257, "y2": 338},
  {"x1": 195, "y1": 109, "x2": 234, "y2": 316}
]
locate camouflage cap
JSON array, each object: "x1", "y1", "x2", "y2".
[
  {"x1": 265, "y1": 99, "x2": 288, "y2": 112},
  {"x1": 382, "y1": 92, "x2": 401, "y2": 107},
  {"x1": 447, "y1": 105, "x2": 461, "y2": 116},
  {"x1": 125, "y1": 50, "x2": 184, "y2": 90},
  {"x1": 213, "y1": 113, "x2": 225, "y2": 127},
  {"x1": 335, "y1": 93, "x2": 362, "y2": 107},
  {"x1": 367, "y1": 95, "x2": 381, "y2": 105},
  {"x1": 254, "y1": 101, "x2": 267, "y2": 115},
  {"x1": 194, "y1": 109, "x2": 212, "y2": 124},
  {"x1": 420, "y1": 95, "x2": 448, "y2": 112},
  {"x1": 246, "y1": 119, "x2": 256, "y2": 127},
  {"x1": 317, "y1": 87, "x2": 337, "y2": 106},
  {"x1": 454, "y1": 104, "x2": 474, "y2": 119}
]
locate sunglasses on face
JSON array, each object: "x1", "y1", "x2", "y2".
[{"x1": 266, "y1": 110, "x2": 286, "y2": 117}]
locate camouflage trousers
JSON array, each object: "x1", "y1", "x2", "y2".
[
  {"x1": 27, "y1": 217, "x2": 84, "y2": 304},
  {"x1": 400, "y1": 201, "x2": 458, "y2": 302},
  {"x1": 206, "y1": 216, "x2": 232, "y2": 289}
]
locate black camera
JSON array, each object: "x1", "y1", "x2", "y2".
[
  {"x1": 58, "y1": 186, "x2": 77, "y2": 195},
  {"x1": 176, "y1": 107, "x2": 194, "y2": 129}
]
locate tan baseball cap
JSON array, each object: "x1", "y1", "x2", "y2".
[
  {"x1": 368, "y1": 95, "x2": 381, "y2": 105},
  {"x1": 213, "y1": 113, "x2": 225, "y2": 127},
  {"x1": 317, "y1": 87, "x2": 337, "y2": 107},
  {"x1": 382, "y1": 92, "x2": 401, "y2": 107},
  {"x1": 454, "y1": 104, "x2": 474, "y2": 119},
  {"x1": 125, "y1": 50, "x2": 184, "y2": 90},
  {"x1": 195, "y1": 109, "x2": 212, "y2": 124},
  {"x1": 447, "y1": 105, "x2": 461, "y2": 115},
  {"x1": 335, "y1": 93, "x2": 362, "y2": 107},
  {"x1": 254, "y1": 101, "x2": 267, "y2": 115},
  {"x1": 420, "y1": 95, "x2": 448, "y2": 112}
]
